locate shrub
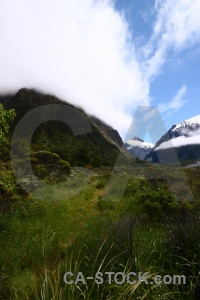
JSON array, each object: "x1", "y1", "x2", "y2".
[
  {"x1": 0, "y1": 172, "x2": 16, "y2": 195},
  {"x1": 56, "y1": 159, "x2": 71, "y2": 176},
  {"x1": 15, "y1": 151, "x2": 72, "y2": 182},
  {"x1": 0, "y1": 171, "x2": 18, "y2": 213},
  {"x1": 124, "y1": 180, "x2": 139, "y2": 197},
  {"x1": 0, "y1": 104, "x2": 15, "y2": 145},
  {"x1": 137, "y1": 189, "x2": 193, "y2": 220},
  {"x1": 31, "y1": 150, "x2": 60, "y2": 164}
]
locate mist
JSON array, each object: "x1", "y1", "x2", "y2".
[
  {"x1": 0, "y1": 0, "x2": 150, "y2": 138},
  {"x1": 155, "y1": 128, "x2": 200, "y2": 150}
]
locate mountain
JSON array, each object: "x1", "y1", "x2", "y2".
[
  {"x1": 124, "y1": 136, "x2": 154, "y2": 161},
  {"x1": 0, "y1": 88, "x2": 131, "y2": 167},
  {"x1": 146, "y1": 115, "x2": 200, "y2": 164}
]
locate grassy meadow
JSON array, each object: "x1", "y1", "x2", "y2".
[{"x1": 1, "y1": 162, "x2": 200, "y2": 300}]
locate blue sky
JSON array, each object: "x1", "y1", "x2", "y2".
[
  {"x1": 115, "y1": 0, "x2": 200, "y2": 142},
  {"x1": 0, "y1": 0, "x2": 199, "y2": 143}
]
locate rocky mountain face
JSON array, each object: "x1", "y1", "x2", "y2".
[
  {"x1": 87, "y1": 116, "x2": 123, "y2": 148},
  {"x1": 145, "y1": 115, "x2": 200, "y2": 164},
  {"x1": 124, "y1": 136, "x2": 154, "y2": 161},
  {"x1": 0, "y1": 88, "x2": 131, "y2": 167}
]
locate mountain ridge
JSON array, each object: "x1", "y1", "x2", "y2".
[
  {"x1": 145, "y1": 114, "x2": 200, "y2": 164},
  {"x1": 0, "y1": 88, "x2": 131, "y2": 167},
  {"x1": 124, "y1": 136, "x2": 154, "y2": 161}
]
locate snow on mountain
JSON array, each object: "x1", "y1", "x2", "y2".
[
  {"x1": 171, "y1": 114, "x2": 200, "y2": 133},
  {"x1": 124, "y1": 136, "x2": 154, "y2": 161},
  {"x1": 146, "y1": 114, "x2": 200, "y2": 164},
  {"x1": 154, "y1": 114, "x2": 200, "y2": 151}
]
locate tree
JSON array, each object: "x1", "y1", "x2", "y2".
[{"x1": 0, "y1": 103, "x2": 16, "y2": 145}]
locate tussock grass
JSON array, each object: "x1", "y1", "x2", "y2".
[{"x1": 0, "y1": 166, "x2": 200, "y2": 299}]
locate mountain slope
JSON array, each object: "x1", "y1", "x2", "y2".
[
  {"x1": 146, "y1": 115, "x2": 200, "y2": 164},
  {"x1": 0, "y1": 88, "x2": 131, "y2": 167},
  {"x1": 124, "y1": 136, "x2": 154, "y2": 160}
]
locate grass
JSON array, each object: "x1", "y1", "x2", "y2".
[{"x1": 0, "y1": 165, "x2": 200, "y2": 299}]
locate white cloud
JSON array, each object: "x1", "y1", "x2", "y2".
[
  {"x1": 155, "y1": 128, "x2": 200, "y2": 150},
  {"x1": 0, "y1": 0, "x2": 149, "y2": 139},
  {"x1": 154, "y1": 0, "x2": 200, "y2": 50},
  {"x1": 0, "y1": 0, "x2": 200, "y2": 140},
  {"x1": 181, "y1": 128, "x2": 200, "y2": 137},
  {"x1": 143, "y1": 0, "x2": 200, "y2": 80},
  {"x1": 159, "y1": 85, "x2": 188, "y2": 114}
]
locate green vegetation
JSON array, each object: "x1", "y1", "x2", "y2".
[
  {"x1": 0, "y1": 103, "x2": 15, "y2": 145},
  {"x1": 1, "y1": 88, "x2": 121, "y2": 168},
  {"x1": 0, "y1": 90, "x2": 200, "y2": 299},
  {"x1": 0, "y1": 166, "x2": 200, "y2": 299},
  {"x1": 0, "y1": 103, "x2": 15, "y2": 161},
  {"x1": 30, "y1": 150, "x2": 71, "y2": 182}
]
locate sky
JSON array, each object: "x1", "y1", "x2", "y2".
[{"x1": 0, "y1": 0, "x2": 199, "y2": 143}]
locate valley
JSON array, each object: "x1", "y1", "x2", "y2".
[{"x1": 0, "y1": 89, "x2": 200, "y2": 299}]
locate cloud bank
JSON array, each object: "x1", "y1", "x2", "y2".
[
  {"x1": 0, "y1": 0, "x2": 149, "y2": 138},
  {"x1": 0, "y1": 0, "x2": 200, "y2": 138},
  {"x1": 155, "y1": 128, "x2": 200, "y2": 150}
]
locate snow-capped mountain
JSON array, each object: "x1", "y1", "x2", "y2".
[
  {"x1": 124, "y1": 136, "x2": 154, "y2": 161},
  {"x1": 171, "y1": 114, "x2": 200, "y2": 133},
  {"x1": 146, "y1": 114, "x2": 200, "y2": 164}
]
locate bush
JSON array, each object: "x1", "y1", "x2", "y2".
[
  {"x1": 124, "y1": 180, "x2": 139, "y2": 197},
  {"x1": 18, "y1": 150, "x2": 72, "y2": 182},
  {"x1": 31, "y1": 150, "x2": 60, "y2": 164},
  {"x1": 0, "y1": 171, "x2": 19, "y2": 213},
  {"x1": 56, "y1": 159, "x2": 71, "y2": 176},
  {"x1": 0, "y1": 172, "x2": 16, "y2": 195},
  {"x1": 137, "y1": 189, "x2": 193, "y2": 220}
]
